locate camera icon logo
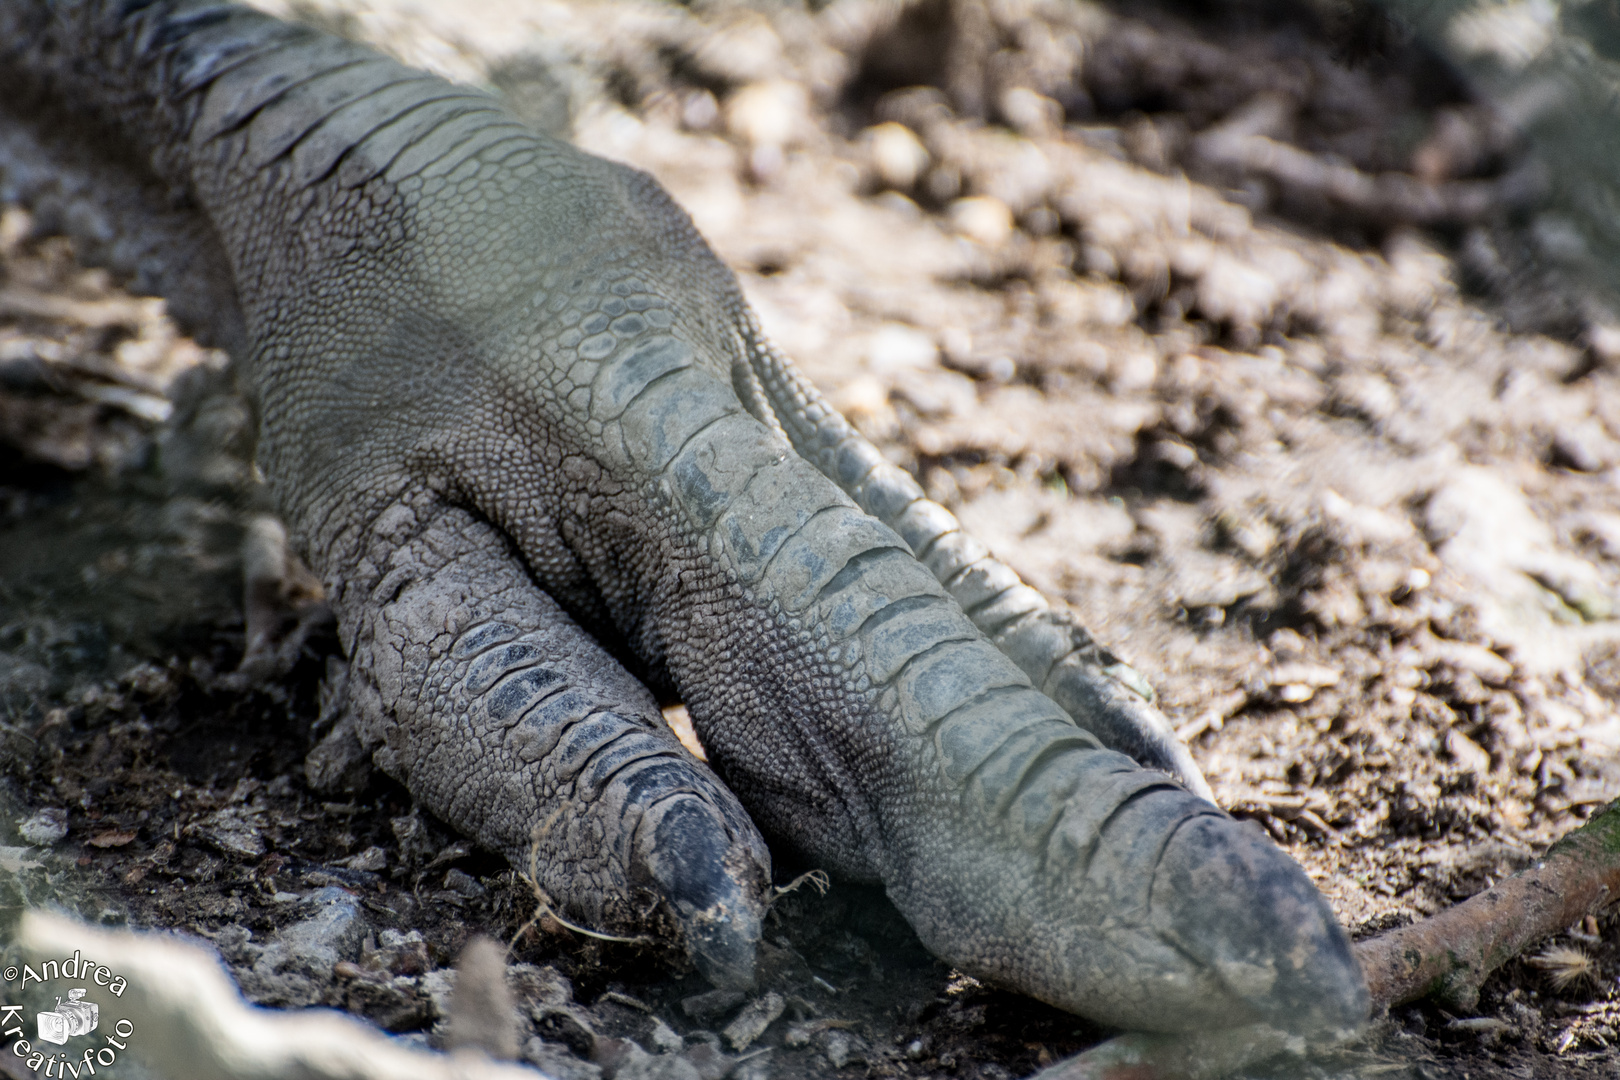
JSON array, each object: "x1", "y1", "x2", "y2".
[{"x1": 35, "y1": 989, "x2": 98, "y2": 1045}]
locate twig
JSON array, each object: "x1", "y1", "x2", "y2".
[{"x1": 1355, "y1": 797, "x2": 1620, "y2": 1011}]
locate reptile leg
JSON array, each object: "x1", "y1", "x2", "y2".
[
  {"x1": 0, "y1": 0, "x2": 1364, "y2": 1034},
  {"x1": 329, "y1": 492, "x2": 771, "y2": 989}
]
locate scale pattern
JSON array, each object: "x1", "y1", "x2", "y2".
[{"x1": 0, "y1": 0, "x2": 1367, "y2": 1033}]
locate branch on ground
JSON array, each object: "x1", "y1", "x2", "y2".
[
  {"x1": 1355, "y1": 796, "x2": 1620, "y2": 1011},
  {"x1": 1190, "y1": 94, "x2": 1544, "y2": 228}
]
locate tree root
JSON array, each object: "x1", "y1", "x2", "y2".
[{"x1": 1036, "y1": 798, "x2": 1620, "y2": 1080}]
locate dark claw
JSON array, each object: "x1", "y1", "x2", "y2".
[
  {"x1": 636, "y1": 796, "x2": 765, "y2": 990},
  {"x1": 1149, "y1": 813, "x2": 1369, "y2": 1035}
]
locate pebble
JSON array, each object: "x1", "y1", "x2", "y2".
[
  {"x1": 19, "y1": 808, "x2": 67, "y2": 846},
  {"x1": 420, "y1": 968, "x2": 457, "y2": 1021},
  {"x1": 866, "y1": 123, "x2": 929, "y2": 190},
  {"x1": 391, "y1": 810, "x2": 436, "y2": 866},
  {"x1": 865, "y1": 324, "x2": 938, "y2": 373},
  {"x1": 614, "y1": 1042, "x2": 702, "y2": 1080},
  {"x1": 1445, "y1": 1016, "x2": 1512, "y2": 1044},
  {"x1": 722, "y1": 991, "x2": 784, "y2": 1051},
  {"x1": 681, "y1": 987, "x2": 746, "y2": 1023},
  {"x1": 509, "y1": 962, "x2": 574, "y2": 1008},
  {"x1": 255, "y1": 886, "x2": 368, "y2": 978},
  {"x1": 524, "y1": 1037, "x2": 604, "y2": 1080},
  {"x1": 821, "y1": 1029, "x2": 866, "y2": 1067},
  {"x1": 724, "y1": 81, "x2": 807, "y2": 149},
  {"x1": 192, "y1": 807, "x2": 265, "y2": 858},
  {"x1": 342, "y1": 845, "x2": 387, "y2": 872},
  {"x1": 370, "y1": 928, "x2": 431, "y2": 976},
  {"x1": 947, "y1": 196, "x2": 1014, "y2": 246},
  {"x1": 443, "y1": 867, "x2": 487, "y2": 898},
  {"x1": 1551, "y1": 420, "x2": 1620, "y2": 472},
  {"x1": 648, "y1": 1017, "x2": 684, "y2": 1054},
  {"x1": 678, "y1": 1040, "x2": 730, "y2": 1080}
]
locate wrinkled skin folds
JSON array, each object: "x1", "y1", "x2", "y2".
[{"x1": 0, "y1": 0, "x2": 1369, "y2": 1035}]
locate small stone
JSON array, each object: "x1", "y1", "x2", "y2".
[
  {"x1": 679, "y1": 1040, "x2": 731, "y2": 1080},
  {"x1": 820, "y1": 1029, "x2": 866, "y2": 1068},
  {"x1": 345, "y1": 976, "x2": 431, "y2": 1034},
  {"x1": 998, "y1": 88, "x2": 1061, "y2": 137},
  {"x1": 343, "y1": 845, "x2": 387, "y2": 872},
  {"x1": 731, "y1": 1052, "x2": 774, "y2": 1080},
  {"x1": 1445, "y1": 729, "x2": 1492, "y2": 776},
  {"x1": 682, "y1": 987, "x2": 746, "y2": 1024},
  {"x1": 722, "y1": 991, "x2": 784, "y2": 1051},
  {"x1": 425, "y1": 839, "x2": 474, "y2": 871},
  {"x1": 509, "y1": 962, "x2": 574, "y2": 1008},
  {"x1": 832, "y1": 375, "x2": 889, "y2": 421},
  {"x1": 615, "y1": 1042, "x2": 702, "y2": 1080},
  {"x1": 391, "y1": 810, "x2": 437, "y2": 866},
  {"x1": 593, "y1": 1037, "x2": 646, "y2": 1077},
  {"x1": 947, "y1": 196, "x2": 1014, "y2": 246},
  {"x1": 420, "y1": 968, "x2": 457, "y2": 1021},
  {"x1": 444, "y1": 867, "x2": 486, "y2": 898},
  {"x1": 524, "y1": 1037, "x2": 603, "y2": 1080},
  {"x1": 649, "y1": 1017, "x2": 684, "y2": 1054},
  {"x1": 533, "y1": 1003, "x2": 599, "y2": 1056},
  {"x1": 1551, "y1": 420, "x2": 1620, "y2": 472},
  {"x1": 19, "y1": 808, "x2": 67, "y2": 846},
  {"x1": 193, "y1": 807, "x2": 265, "y2": 858},
  {"x1": 371, "y1": 929, "x2": 430, "y2": 976},
  {"x1": 724, "y1": 81, "x2": 808, "y2": 149},
  {"x1": 865, "y1": 123, "x2": 929, "y2": 190},
  {"x1": 865, "y1": 323, "x2": 937, "y2": 374},
  {"x1": 255, "y1": 886, "x2": 368, "y2": 979}
]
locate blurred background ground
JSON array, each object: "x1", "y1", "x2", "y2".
[{"x1": 1, "y1": 0, "x2": 1619, "y2": 1077}]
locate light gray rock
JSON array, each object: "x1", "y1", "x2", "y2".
[
  {"x1": 722, "y1": 992, "x2": 784, "y2": 1052},
  {"x1": 19, "y1": 807, "x2": 67, "y2": 846}
]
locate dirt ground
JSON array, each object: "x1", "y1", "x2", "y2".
[{"x1": 1, "y1": 0, "x2": 1619, "y2": 1077}]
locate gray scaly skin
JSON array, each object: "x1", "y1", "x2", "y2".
[{"x1": 0, "y1": 0, "x2": 1368, "y2": 1034}]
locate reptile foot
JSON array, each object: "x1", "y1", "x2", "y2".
[
  {"x1": 0, "y1": 0, "x2": 1366, "y2": 1032},
  {"x1": 337, "y1": 500, "x2": 772, "y2": 986}
]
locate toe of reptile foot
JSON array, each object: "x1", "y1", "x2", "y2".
[
  {"x1": 638, "y1": 796, "x2": 767, "y2": 991},
  {"x1": 1151, "y1": 812, "x2": 1369, "y2": 1036}
]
